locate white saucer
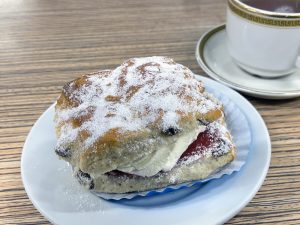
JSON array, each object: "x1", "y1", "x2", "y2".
[
  {"x1": 21, "y1": 76, "x2": 271, "y2": 225},
  {"x1": 196, "y1": 24, "x2": 300, "y2": 99}
]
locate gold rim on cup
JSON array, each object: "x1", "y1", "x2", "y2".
[{"x1": 228, "y1": 0, "x2": 300, "y2": 27}]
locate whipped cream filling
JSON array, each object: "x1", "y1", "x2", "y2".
[{"x1": 117, "y1": 125, "x2": 206, "y2": 177}]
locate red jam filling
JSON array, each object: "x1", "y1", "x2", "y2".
[
  {"x1": 178, "y1": 130, "x2": 213, "y2": 161},
  {"x1": 106, "y1": 128, "x2": 219, "y2": 178}
]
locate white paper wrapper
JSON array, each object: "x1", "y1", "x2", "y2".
[{"x1": 93, "y1": 91, "x2": 251, "y2": 200}]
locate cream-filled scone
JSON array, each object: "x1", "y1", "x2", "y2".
[{"x1": 54, "y1": 56, "x2": 235, "y2": 193}]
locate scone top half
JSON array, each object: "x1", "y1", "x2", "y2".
[{"x1": 54, "y1": 56, "x2": 223, "y2": 178}]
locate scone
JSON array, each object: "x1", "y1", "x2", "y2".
[{"x1": 54, "y1": 56, "x2": 236, "y2": 193}]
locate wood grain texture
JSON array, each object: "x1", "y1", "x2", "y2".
[{"x1": 0, "y1": 0, "x2": 300, "y2": 224}]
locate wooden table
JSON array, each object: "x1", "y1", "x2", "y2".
[{"x1": 1, "y1": 0, "x2": 300, "y2": 224}]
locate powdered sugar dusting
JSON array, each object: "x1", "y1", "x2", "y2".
[
  {"x1": 55, "y1": 56, "x2": 221, "y2": 149},
  {"x1": 58, "y1": 124, "x2": 79, "y2": 147}
]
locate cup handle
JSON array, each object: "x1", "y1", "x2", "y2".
[{"x1": 296, "y1": 56, "x2": 300, "y2": 69}]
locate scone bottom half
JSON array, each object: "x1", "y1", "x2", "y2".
[{"x1": 54, "y1": 56, "x2": 235, "y2": 193}]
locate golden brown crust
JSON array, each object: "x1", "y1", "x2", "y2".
[{"x1": 54, "y1": 57, "x2": 224, "y2": 175}]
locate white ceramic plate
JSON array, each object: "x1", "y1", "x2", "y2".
[
  {"x1": 196, "y1": 24, "x2": 300, "y2": 99},
  {"x1": 21, "y1": 76, "x2": 271, "y2": 225}
]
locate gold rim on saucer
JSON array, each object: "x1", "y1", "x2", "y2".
[
  {"x1": 228, "y1": 0, "x2": 300, "y2": 27},
  {"x1": 195, "y1": 24, "x2": 300, "y2": 99}
]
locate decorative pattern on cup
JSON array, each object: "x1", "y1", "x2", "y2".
[{"x1": 228, "y1": 0, "x2": 300, "y2": 27}]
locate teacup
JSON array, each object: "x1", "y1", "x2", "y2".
[{"x1": 226, "y1": 0, "x2": 300, "y2": 78}]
